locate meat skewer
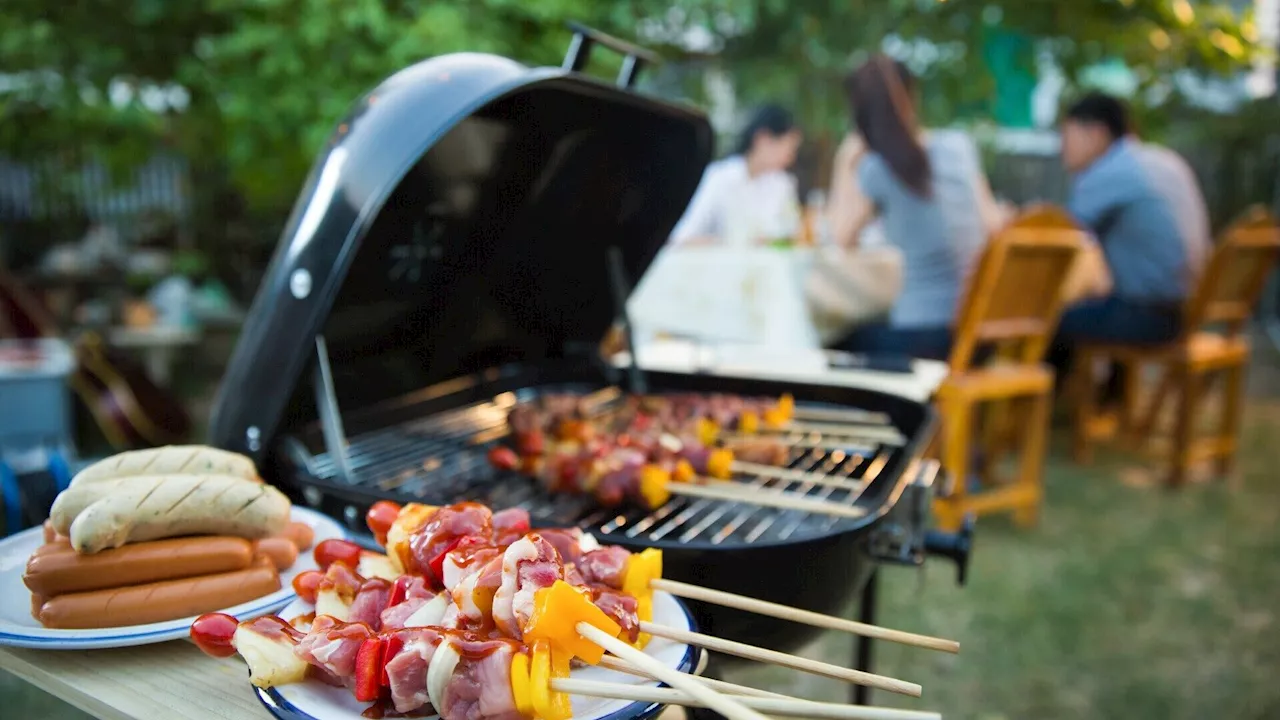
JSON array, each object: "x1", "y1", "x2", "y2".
[
  {"x1": 368, "y1": 501, "x2": 959, "y2": 654},
  {"x1": 491, "y1": 429, "x2": 870, "y2": 519},
  {"x1": 369, "y1": 502, "x2": 956, "y2": 662},
  {"x1": 190, "y1": 611, "x2": 927, "y2": 720}
]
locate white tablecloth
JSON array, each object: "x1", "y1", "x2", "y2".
[
  {"x1": 614, "y1": 340, "x2": 948, "y2": 403},
  {"x1": 626, "y1": 247, "x2": 821, "y2": 350}
]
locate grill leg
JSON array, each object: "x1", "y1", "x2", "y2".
[{"x1": 853, "y1": 570, "x2": 879, "y2": 706}]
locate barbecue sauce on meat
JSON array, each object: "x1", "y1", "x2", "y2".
[{"x1": 409, "y1": 503, "x2": 494, "y2": 581}]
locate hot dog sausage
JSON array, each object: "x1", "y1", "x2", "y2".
[
  {"x1": 42, "y1": 520, "x2": 59, "y2": 545},
  {"x1": 252, "y1": 537, "x2": 299, "y2": 571},
  {"x1": 281, "y1": 522, "x2": 315, "y2": 551},
  {"x1": 37, "y1": 557, "x2": 281, "y2": 629},
  {"x1": 71, "y1": 446, "x2": 260, "y2": 485},
  {"x1": 67, "y1": 475, "x2": 291, "y2": 553},
  {"x1": 31, "y1": 593, "x2": 46, "y2": 620},
  {"x1": 24, "y1": 536, "x2": 255, "y2": 596}
]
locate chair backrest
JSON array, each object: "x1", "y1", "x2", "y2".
[
  {"x1": 1182, "y1": 205, "x2": 1280, "y2": 338},
  {"x1": 948, "y1": 206, "x2": 1085, "y2": 372}
]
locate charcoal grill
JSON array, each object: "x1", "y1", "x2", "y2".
[{"x1": 207, "y1": 25, "x2": 971, "y2": 705}]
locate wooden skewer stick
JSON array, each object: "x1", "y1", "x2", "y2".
[
  {"x1": 768, "y1": 421, "x2": 907, "y2": 444},
  {"x1": 638, "y1": 621, "x2": 922, "y2": 697},
  {"x1": 651, "y1": 578, "x2": 960, "y2": 654},
  {"x1": 729, "y1": 460, "x2": 866, "y2": 491},
  {"x1": 576, "y1": 622, "x2": 772, "y2": 720},
  {"x1": 555, "y1": 678, "x2": 942, "y2": 720},
  {"x1": 791, "y1": 406, "x2": 891, "y2": 425},
  {"x1": 725, "y1": 433, "x2": 886, "y2": 453},
  {"x1": 670, "y1": 481, "x2": 867, "y2": 519},
  {"x1": 597, "y1": 656, "x2": 789, "y2": 699}
]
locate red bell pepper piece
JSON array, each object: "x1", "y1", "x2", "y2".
[
  {"x1": 354, "y1": 637, "x2": 386, "y2": 702},
  {"x1": 632, "y1": 413, "x2": 653, "y2": 432},
  {"x1": 488, "y1": 446, "x2": 519, "y2": 471},
  {"x1": 385, "y1": 576, "x2": 413, "y2": 611},
  {"x1": 428, "y1": 536, "x2": 465, "y2": 584},
  {"x1": 381, "y1": 633, "x2": 404, "y2": 687}
]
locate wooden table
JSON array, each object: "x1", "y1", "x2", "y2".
[{"x1": 0, "y1": 641, "x2": 268, "y2": 720}]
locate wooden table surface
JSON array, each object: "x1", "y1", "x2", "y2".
[{"x1": 0, "y1": 641, "x2": 269, "y2": 720}]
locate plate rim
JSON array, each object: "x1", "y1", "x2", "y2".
[
  {"x1": 255, "y1": 593, "x2": 700, "y2": 720},
  {"x1": 0, "y1": 506, "x2": 348, "y2": 649}
]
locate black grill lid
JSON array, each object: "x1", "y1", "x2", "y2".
[{"x1": 209, "y1": 43, "x2": 715, "y2": 461}]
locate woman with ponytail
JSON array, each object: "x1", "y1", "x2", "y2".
[{"x1": 826, "y1": 55, "x2": 1007, "y2": 360}]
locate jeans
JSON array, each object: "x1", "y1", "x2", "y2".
[
  {"x1": 833, "y1": 322, "x2": 953, "y2": 361},
  {"x1": 1049, "y1": 295, "x2": 1184, "y2": 400}
]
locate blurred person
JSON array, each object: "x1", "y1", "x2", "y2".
[
  {"x1": 669, "y1": 104, "x2": 803, "y2": 247},
  {"x1": 1051, "y1": 93, "x2": 1206, "y2": 392},
  {"x1": 825, "y1": 55, "x2": 1009, "y2": 360}
]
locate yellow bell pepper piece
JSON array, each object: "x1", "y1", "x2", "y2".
[
  {"x1": 525, "y1": 580, "x2": 622, "y2": 665},
  {"x1": 622, "y1": 548, "x2": 663, "y2": 599},
  {"x1": 777, "y1": 393, "x2": 795, "y2": 421},
  {"x1": 706, "y1": 448, "x2": 734, "y2": 479},
  {"x1": 529, "y1": 640, "x2": 572, "y2": 720},
  {"x1": 696, "y1": 417, "x2": 719, "y2": 447},
  {"x1": 738, "y1": 411, "x2": 760, "y2": 435},
  {"x1": 638, "y1": 465, "x2": 671, "y2": 509},
  {"x1": 632, "y1": 593, "x2": 654, "y2": 649},
  {"x1": 510, "y1": 650, "x2": 534, "y2": 718},
  {"x1": 672, "y1": 459, "x2": 695, "y2": 484},
  {"x1": 762, "y1": 406, "x2": 788, "y2": 429}
]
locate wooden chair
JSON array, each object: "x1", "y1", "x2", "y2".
[
  {"x1": 932, "y1": 207, "x2": 1086, "y2": 532},
  {"x1": 1070, "y1": 206, "x2": 1280, "y2": 486}
]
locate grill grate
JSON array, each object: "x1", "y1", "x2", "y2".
[{"x1": 301, "y1": 388, "x2": 906, "y2": 548}]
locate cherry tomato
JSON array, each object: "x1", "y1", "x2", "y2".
[
  {"x1": 314, "y1": 539, "x2": 363, "y2": 571},
  {"x1": 365, "y1": 500, "x2": 401, "y2": 547},
  {"x1": 488, "y1": 446, "x2": 519, "y2": 472},
  {"x1": 190, "y1": 613, "x2": 239, "y2": 658},
  {"x1": 292, "y1": 570, "x2": 324, "y2": 604}
]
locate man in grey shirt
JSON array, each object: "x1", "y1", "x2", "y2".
[{"x1": 1050, "y1": 92, "x2": 1208, "y2": 397}]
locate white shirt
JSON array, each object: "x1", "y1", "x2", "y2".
[{"x1": 668, "y1": 156, "x2": 800, "y2": 247}]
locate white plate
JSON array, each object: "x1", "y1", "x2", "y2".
[
  {"x1": 0, "y1": 506, "x2": 348, "y2": 649},
  {"x1": 256, "y1": 592, "x2": 699, "y2": 720}
]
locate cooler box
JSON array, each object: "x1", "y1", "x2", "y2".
[{"x1": 0, "y1": 338, "x2": 75, "y2": 450}]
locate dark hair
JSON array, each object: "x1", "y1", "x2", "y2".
[
  {"x1": 733, "y1": 104, "x2": 796, "y2": 155},
  {"x1": 1064, "y1": 92, "x2": 1130, "y2": 141},
  {"x1": 843, "y1": 55, "x2": 931, "y2": 197}
]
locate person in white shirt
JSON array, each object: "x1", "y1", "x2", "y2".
[{"x1": 668, "y1": 104, "x2": 803, "y2": 247}]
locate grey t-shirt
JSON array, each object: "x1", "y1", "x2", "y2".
[
  {"x1": 857, "y1": 133, "x2": 986, "y2": 328},
  {"x1": 1067, "y1": 138, "x2": 1195, "y2": 303}
]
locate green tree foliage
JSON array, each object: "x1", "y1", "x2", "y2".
[{"x1": 0, "y1": 0, "x2": 1262, "y2": 226}]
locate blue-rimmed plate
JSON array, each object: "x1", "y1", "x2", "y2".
[
  {"x1": 255, "y1": 592, "x2": 699, "y2": 720},
  {"x1": 0, "y1": 506, "x2": 347, "y2": 649}
]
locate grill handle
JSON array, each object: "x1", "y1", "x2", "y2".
[
  {"x1": 923, "y1": 515, "x2": 974, "y2": 587},
  {"x1": 563, "y1": 22, "x2": 661, "y2": 88}
]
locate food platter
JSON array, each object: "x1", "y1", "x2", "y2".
[
  {"x1": 252, "y1": 594, "x2": 699, "y2": 720},
  {"x1": 0, "y1": 506, "x2": 347, "y2": 649}
]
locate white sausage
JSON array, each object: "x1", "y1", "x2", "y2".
[
  {"x1": 68, "y1": 475, "x2": 291, "y2": 553},
  {"x1": 72, "y1": 446, "x2": 259, "y2": 485}
]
